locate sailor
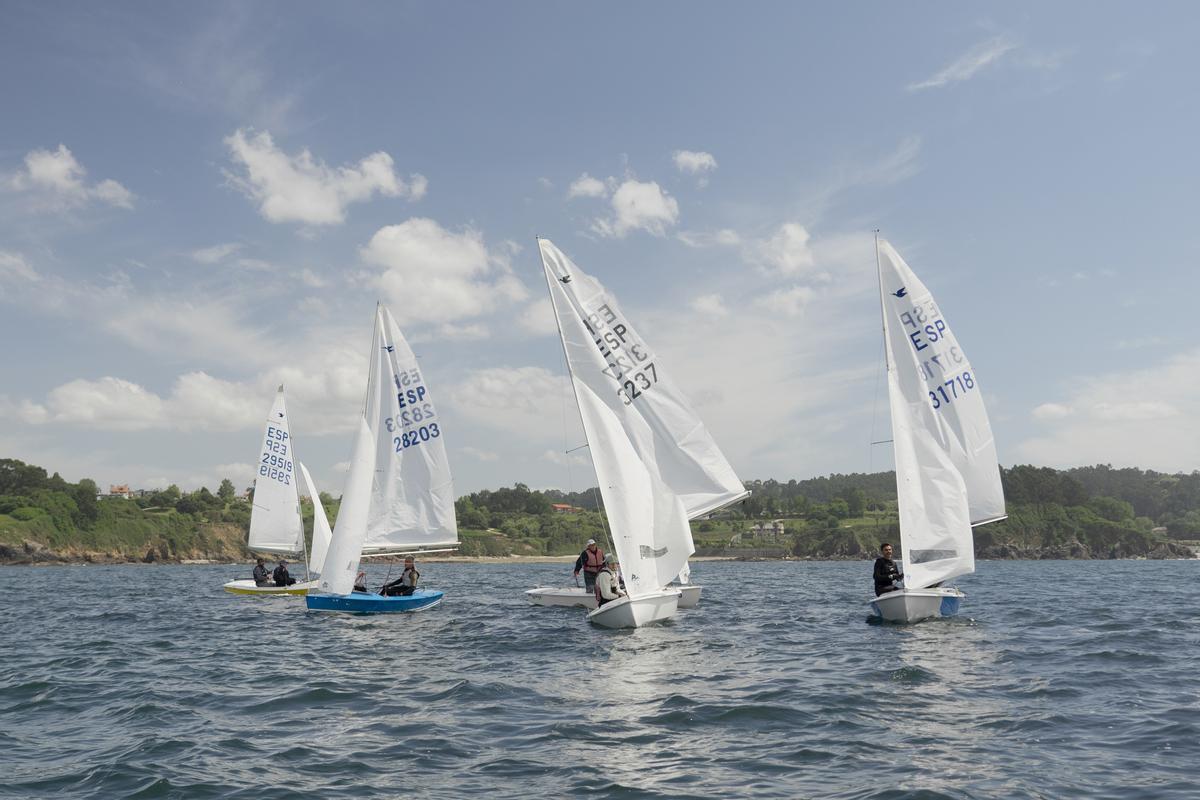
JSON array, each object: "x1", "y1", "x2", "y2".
[
  {"x1": 273, "y1": 559, "x2": 297, "y2": 587},
  {"x1": 573, "y1": 539, "x2": 605, "y2": 593},
  {"x1": 252, "y1": 557, "x2": 271, "y2": 586},
  {"x1": 594, "y1": 554, "x2": 625, "y2": 608},
  {"x1": 873, "y1": 542, "x2": 904, "y2": 596},
  {"x1": 382, "y1": 557, "x2": 419, "y2": 597},
  {"x1": 353, "y1": 570, "x2": 368, "y2": 593}
]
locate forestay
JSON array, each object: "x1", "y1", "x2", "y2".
[
  {"x1": 540, "y1": 239, "x2": 702, "y2": 597},
  {"x1": 362, "y1": 306, "x2": 460, "y2": 554},
  {"x1": 878, "y1": 239, "x2": 1005, "y2": 588},
  {"x1": 298, "y1": 462, "x2": 333, "y2": 575},
  {"x1": 248, "y1": 387, "x2": 303, "y2": 554}
]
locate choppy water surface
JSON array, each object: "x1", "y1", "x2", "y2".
[{"x1": 1, "y1": 560, "x2": 1197, "y2": 799}]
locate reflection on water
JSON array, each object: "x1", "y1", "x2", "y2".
[{"x1": 1, "y1": 560, "x2": 1198, "y2": 799}]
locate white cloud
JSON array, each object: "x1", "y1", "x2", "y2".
[
  {"x1": 567, "y1": 172, "x2": 608, "y2": 199},
  {"x1": 298, "y1": 268, "x2": 327, "y2": 288},
  {"x1": 673, "y1": 150, "x2": 718, "y2": 175},
  {"x1": 461, "y1": 446, "x2": 499, "y2": 462},
  {"x1": 690, "y1": 294, "x2": 729, "y2": 317},
  {"x1": 515, "y1": 297, "x2": 559, "y2": 338},
  {"x1": 673, "y1": 150, "x2": 718, "y2": 186},
  {"x1": 1015, "y1": 347, "x2": 1200, "y2": 471},
  {"x1": 191, "y1": 243, "x2": 243, "y2": 264},
  {"x1": 592, "y1": 179, "x2": 680, "y2": 238},
  {"x1": 0, "y1": 252, "x2": 39, "y2": 283},
  {"x1": 362, "y1": 217, "x2": 527, "y2": 325},
  {"x1": 448, "y1": 366, "x2": 577, "y2": 443},
  {"x1": 435, "y1": 323, "x2": 490, "y2": 341},
  {"x1": 8, "y1": 144, "x2": 134, "y2": 210},
  {"x1": 678, "y1": 228, "x2": 741, "y2": 248},
  {"x1": 224, "y1": 129, "x2": 424, "y2": 225},
  {"x1": 908, "y1": 36, "x2": 1016, "y2": 92},
  {"x1": 755, "y1": 286, "x2": 816, "y2": 317},
  {"x1": 754, "y1": 223, "x2": 815, "y2": 275},
  {"x1": 1032, "y1": 402, "x2": 1074, "y2": 420}
]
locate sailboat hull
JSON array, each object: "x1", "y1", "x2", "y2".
[
  {"x1": 587, "y1": 589, "x2": 681, "y2": 629},
  {"x1": 526, "y1": 586, "x2": 598, "y2": 609},
  {"x1": 223, "y1": 579, "x2": 317, "y2": 596},
  {"x1": 869, "y1": 587, "x2": 964, "y2": 624},
  {"x1": 674, "y1": 585, "x2": 702, "y2": 608},
  {"x1": 305, "y1": 589, "x2": 444, "y2": 614}
]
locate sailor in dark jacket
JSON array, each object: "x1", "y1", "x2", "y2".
[
  {"x1": 873, "y1": 542, "x2": 903, "y2": 596},
  {"x1": 252, "y1": 558, "x2": 271, "y2": 586},
  {"x1": 272, "y1": 560, "x2": 297, "y2": 587}
]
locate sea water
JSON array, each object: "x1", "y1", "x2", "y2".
[{"x1": 1, "y1": 560, "x2": 1196, "y2": 799}]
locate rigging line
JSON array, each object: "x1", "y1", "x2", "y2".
[{"x1": 868, "y1": 230, "x2": 888, "y2": 474}]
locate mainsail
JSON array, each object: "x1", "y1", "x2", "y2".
[
  {"x1": 542, "y1": 238, "x2": 732, "y2": 597},
  {"x1": 539, "y1": 239, "x2": 746, "y2": 522},
  {"x1": 878, "y1": 239, "x2": 1006, "y2": 588},
  {"x1": 362, "y1": 306, "x2": 460, "y2": 554},
  {"x1": 247, "y1": 386, "x2": 303, "y2": 554}
]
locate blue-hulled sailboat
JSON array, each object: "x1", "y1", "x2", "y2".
[{"x1": 306, "y1": 305, "x2": 459, "y2": 614}]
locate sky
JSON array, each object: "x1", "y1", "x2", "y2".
[{"x1": 1, "y1": 1, "x2": 1198, "y2": 497}]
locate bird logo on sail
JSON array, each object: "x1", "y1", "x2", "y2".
[
  {"x1": 893, "y1": 287, "x2": 907, "y2": 298},
  {"x1": 383, "y1": 344, "x2": 395, "y2": 352},
  {"x1": 639, "y1": 545, "x2": 668, "y2": 558},
  {"x1": 559, "y1": 274, "x2": 572, "y2": 284}
]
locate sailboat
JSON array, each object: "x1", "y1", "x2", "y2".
[
  {"x1": 223, "y1": 386, "x2": 334, "y2": 596},
  {"x1": 527, "y1": 239, "x2": 747, "y2": 628},
  {"x1": 306, "y1": 305, "x2": 458, "y2": 614},
  {"x1": 869, "y1": 238, "x2": 1006, "y2": 623}
]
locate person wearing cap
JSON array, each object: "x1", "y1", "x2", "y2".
[
  {"x1": 594, "y1": 554, "x2": 625, "y2": 608},
  {"x1": 272, "y1": 559, "x2": 297, "y2": 587},
  {"x1": 382, "y1": 557, "x2": 420, "y2": 597},
  {"x1": 251, "y1": 557, "x2": 271, "y2": 586},
  {"x1": 573, "y1": 538, "x2": 606, "y2": 593}
]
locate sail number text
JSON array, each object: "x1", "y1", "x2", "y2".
[
  {"x1": 582, "y1": 301, "x2": 658, "y2": 406},
  {"x1": 259, "y1": 426, "x2": 293, "y2": 485},
  {"x1": 929, "y1": 371, "x2": 975, "y2": 410},
  {"x1": 394, "y1": 423, "x2": 441, "y2": 451}
]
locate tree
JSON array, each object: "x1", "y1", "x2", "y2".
[
  {"x1": 218, "y1": 479, "x2": 237, "y2": 503},
  {"x1": 73, "y1": 478, "x2": 100, "y2": 527}
]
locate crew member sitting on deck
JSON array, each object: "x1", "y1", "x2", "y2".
[
  {"x1": 252, "y1": 558, "x2": 271, "y2": 586},
  {"x1": 573, "y1": 539, "x2": 605, "y2": 593},
  {"x1": 873, "y1": 542, "x2": 904, "y2": 596},
  {"x1": 594, "y1": 554, "x2": 625, "y2": 608},
  {"x1": 353, "y1": 570, "x2": 368, "y2": 593},
  {"x1": 273, "y1": 560, "x2": 297, "y2": 587},
  {"x1": 381, "y1": 557, "x2": 419, "y2": 597}
]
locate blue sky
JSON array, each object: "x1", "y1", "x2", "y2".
[{"x1": 1, "y1": 1, "x2": 1197, "y2": 496}]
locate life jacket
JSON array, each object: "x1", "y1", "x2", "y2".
[{"x1": 583, "y1": 547, "x2": 605, "y2": 574}]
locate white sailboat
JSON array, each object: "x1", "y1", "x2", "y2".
[
  {"x1": 529, "y1": 239, "x2": 747, "y2": 628},
  {"x1": 306, "y1": 305, "x2": 458, "y2": 614},
  {"x1": 869, "y1": 238, "x2": 1006, "y2": 623},
  {"x1": 223, "y1": 386, "x2": 334, "y2": 596}
]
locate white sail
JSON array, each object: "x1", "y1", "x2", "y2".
[
  {"x1": 361, "y1": 306, "x2": 459, "y2": 554},
  {"x1": 878, "y1": 239, "x2": 1005, "y2": 588},
  {"x1": 298, "y1": 461, "x2": 333, "y2": 575},
  {"x1": 318, "y1": 416, "x2": 377, "y2": 595},
  {"x1": 540, "y1": 239, "x2": 697, "y2": 597},
  {"x1": 878, "y1": 241, "x2": 1006, "y2": 527},
  {"x1": 247, "y1": 386, "x2": 303, "y2": 554},
  {"x1": 538, "y1": 239, "x2": 746, "y2": 521}
]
